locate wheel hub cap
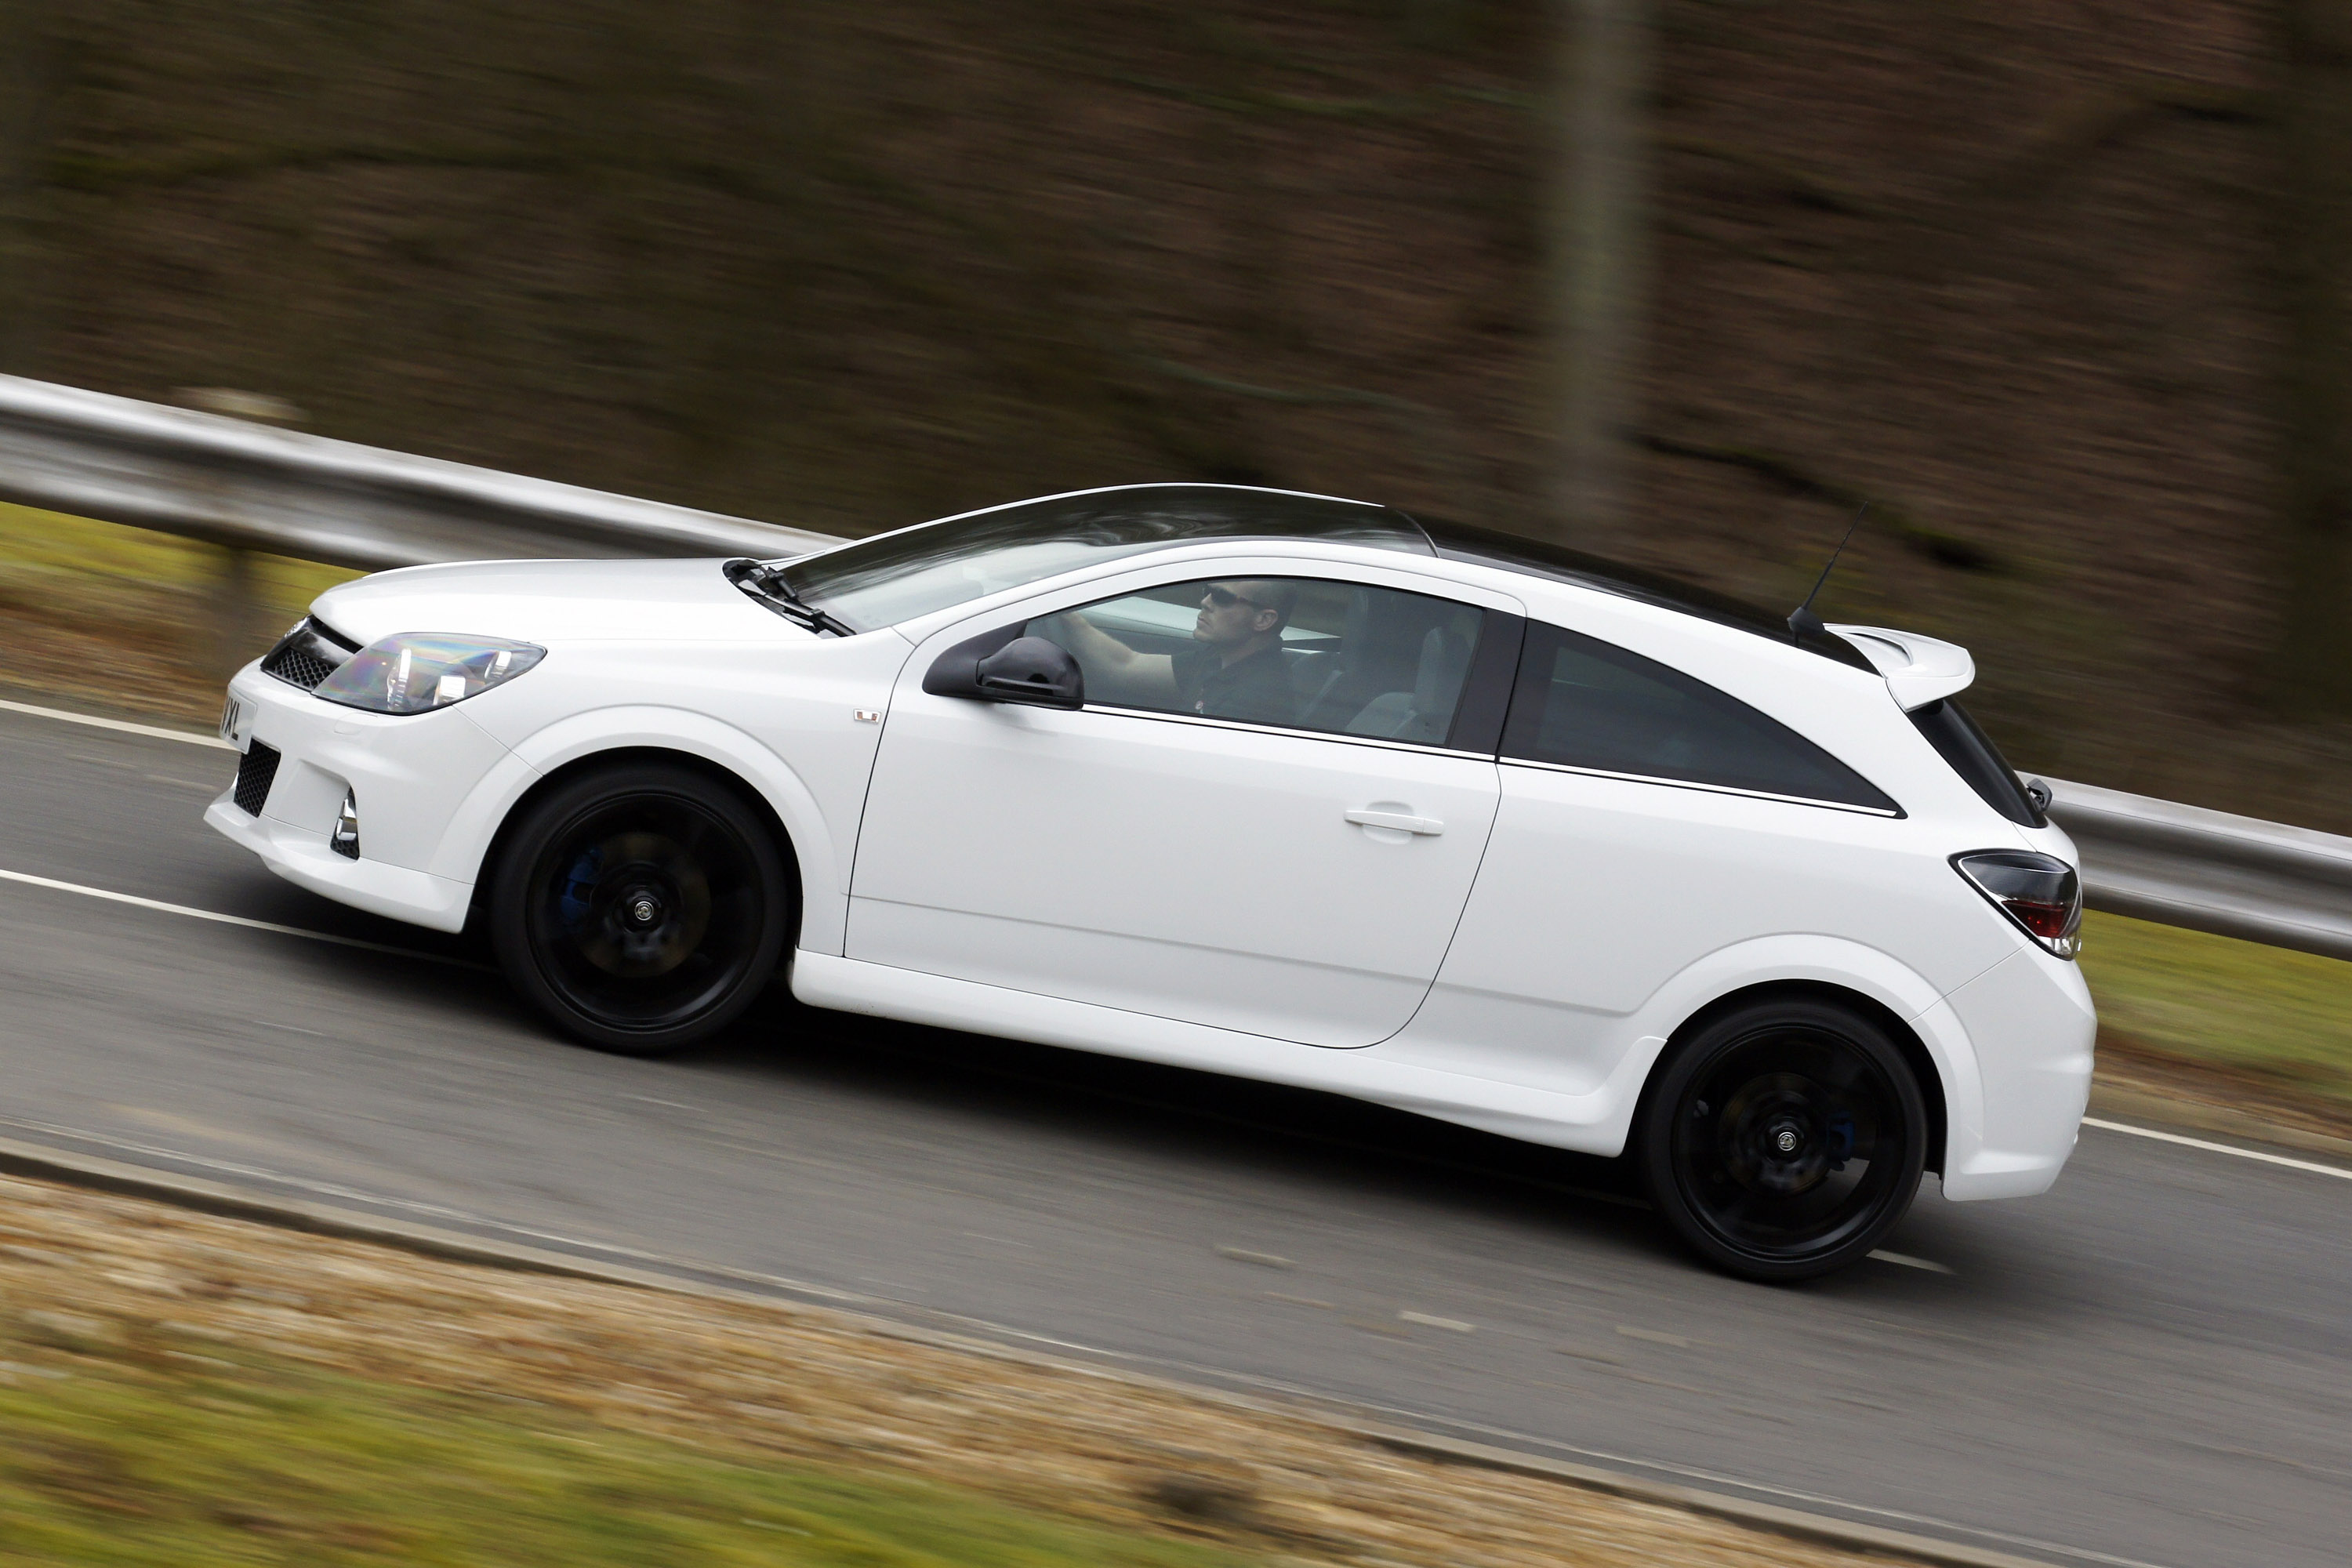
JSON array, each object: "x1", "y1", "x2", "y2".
[
  {"x1": 1668, "y1": 1029, "x2": 1908, "y2": 1265},
  {"x1": 1721, "y1": 1078, "x2": 1838, "y2": 1196},
  {"x1": 530, "y1": 799, "x2": 764, "y2": 1036}
]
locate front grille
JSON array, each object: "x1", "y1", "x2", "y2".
[
  {"x1": 261, "y1": 618, "x2": 359, "y2": 692},
  {"x1": 267, "y1": 641, "x2": 336, "y2": 690},
  {"x1": 232, "y1": 742, "x2": 281, "y2": 816}
]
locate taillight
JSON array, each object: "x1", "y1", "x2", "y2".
[{"x1": 1952, "y1": 850, "x2": 2082, "y2": 958}]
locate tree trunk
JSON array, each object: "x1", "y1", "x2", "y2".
[
  {"x1": 2273, "y1": 0, "x2": 2352, "y2": 716},
  {"x1": 0, "y1": 1, "x2": 60, "y2": 375},
  {"x1": 1544, "y1": 0, "x2": 1655, "y2": 554}
]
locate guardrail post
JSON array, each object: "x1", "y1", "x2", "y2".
[{"x1": 207, "y1": 543, "x2": 272, "y2": 680}]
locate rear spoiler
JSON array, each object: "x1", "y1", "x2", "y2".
[{"x1": 1827, "y1": 624, "x2": 1974, "y2": 711}]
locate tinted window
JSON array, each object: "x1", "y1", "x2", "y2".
[
  {"x1": 1909, "y1": 699, "x2": 2044, "y2": 826},
  {"x1": 1029, "y1": 575, "x2": 1486, "y2": 745},
  {"x1": 784, "y1": 485, "x2": 1428, "y2": 630},
  {"x1": 1502, "y1": 622, "x2": 1897, "y2": 811}
]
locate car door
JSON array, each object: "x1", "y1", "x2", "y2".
[
  {"x1": 847, "y1": 563, "x2": 1521, "y2": 1049},
  {"x1": 1399, "y1": 617, "x2": 1922, "y2": 1094}
]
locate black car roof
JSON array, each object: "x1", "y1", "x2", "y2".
[
  {"x1": 1403, "y1": 511, "x2": 1875, "y2": 670},
  {"x1": 1031, "y1": 485, "x2": 1872, "y2": 671}
]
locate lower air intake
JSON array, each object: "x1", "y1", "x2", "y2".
[{"x1": 233, "y1": 742, "x2": 281, "y2": 816}]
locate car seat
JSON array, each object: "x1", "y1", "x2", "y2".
[
  {"x1": 1298, "y1": 589, "x2": 1476, "y2": 740},
  {"x1": 1343, "y1": 623, "x2": 1475, "y2": 742}
]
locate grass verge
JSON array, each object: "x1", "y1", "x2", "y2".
[
  {"x1": 2079, "y1": 909, "x2": 2352, "y2": 1138},
  {"x1": 0, "y1": 502, "x2": 359, "y2": 724},
  {"x1": 1, "y1": 1338, "x2": 1253, "y2": 1567},
  {"x1": 0, "y1": 1171, "x2": 1929, "y2": 1568}
]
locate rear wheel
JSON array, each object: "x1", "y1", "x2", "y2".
[
  {"x1": 491, "y1": 763, "x2": 789, "y2": 1055},
  {"x1": 1636, "y1": 999, "x2": 1926, "y2": 1282}
]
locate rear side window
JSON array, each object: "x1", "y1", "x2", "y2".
[
  {"x1": 1908, "y1": 699, "x2": 2045, "y2": 826},
  {"x1": 1502, "y1": 622, "x2": 1899, "y2": 813}
]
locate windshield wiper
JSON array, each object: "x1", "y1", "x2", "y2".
[{"x1": 724, "y1": 558, "x2": 858, "y2": 637}]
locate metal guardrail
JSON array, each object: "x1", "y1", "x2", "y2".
[
  {"x1": 2045, "y1": 778, "x2": 2352, "y2": 961},
  {"x1": 2, "y1": 371, "x2": 2347, "y2": 961},
  {"x1": 0, "y1": 373, "x2": 840, "y2": 571}
]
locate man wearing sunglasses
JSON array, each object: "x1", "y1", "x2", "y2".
[{"x1": 1043, "y1": 579, "x2": 1301, "y2": 724}]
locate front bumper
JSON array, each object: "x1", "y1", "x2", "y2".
[
  {"x1": 205, "y1": 792, "x2": 474, "y2": 931},
  {"x1": 206, "y1": 662, "x2": 514, "y2": 933}
]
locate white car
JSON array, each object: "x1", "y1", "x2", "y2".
[{"x1": 209, "y1": 484, "x2": 2095, "y2": 1279}]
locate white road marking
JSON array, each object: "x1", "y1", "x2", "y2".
[
  {"x1": 0, "y1": 866, "x2": 488, "y2": 970},
  {"x1": 1616, "y1": 1325, "x2": 1688, "y2": 1347},
  {"x1": 2083, "y1": 1116, "x2": 2352, "y2": 1181},
  {"x1": 1215, "y1": 1246, "x2": 1294, "y2": 1269},
  {"x1": 1867, "y1": 1249, "x2": 1955, "y2": 1273},
  {"x1": 0, "y1": 696, "x2": 233, "y2": 749},
  {"x1": 1399, "y1": 1311, "x2": 1474, "y2": 1332}
]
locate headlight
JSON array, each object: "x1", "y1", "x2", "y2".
[{"x1": 314, "y1": 633, "x2": 545, "y2": 715}]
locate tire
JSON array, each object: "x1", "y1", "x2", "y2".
[
  {"x1": 1635, "y1": 998, "x2": 1927, "y2": 1283},
  {"x1": 490, "y1": 761, "x2": 791, "y2": 1056}
]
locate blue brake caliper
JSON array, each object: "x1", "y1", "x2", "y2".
[
  {"x1": 557, "y1": 846, "x2": 601, "y2": 933},
  {"x1": 1824, "y1": 1110, "x2": 1857, "y2": 1168}
]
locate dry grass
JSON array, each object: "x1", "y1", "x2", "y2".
[{"x1": 0, "y1": 1169, "x2": 1937, "y2": 1568}]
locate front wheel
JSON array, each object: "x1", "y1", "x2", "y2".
[
  {"x1": 1635, "y1": 999, "x2": 1927, "y2": 1283},
  {"x1": 491, "y1": 763, "x2": 791, "y2": 1055}
]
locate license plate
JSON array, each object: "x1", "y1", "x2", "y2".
[{"x1": 219, "y1": 695, "x2": 244, "y2": 747}]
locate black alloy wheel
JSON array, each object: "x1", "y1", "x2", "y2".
[
  {"x1": 1635, "y1": 999, "x2": 1927, "y2": 1282},
  {"x1": 491, "y1": 762, "x2": 791, "y2": 1055}
]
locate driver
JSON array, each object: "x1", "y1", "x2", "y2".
[{"x1": 1047, "y1": 579, "x2": 1300, "y2": 724}]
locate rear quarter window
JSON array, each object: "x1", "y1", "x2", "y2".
[
  {"x1": 1907, "y1": 699, "x2": 2046, "y2": 826},
  {"x1": 1502, "y1": 622, "x2": 1899, "y2": 814}
]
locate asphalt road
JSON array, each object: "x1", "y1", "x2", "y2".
[{"x1": 2, "y1": 699, "x2": 2345, "y2": 1568}]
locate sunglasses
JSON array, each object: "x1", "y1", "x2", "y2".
[{"x1": 1201, "y1": 585, "x2": 1268, "y2": 611}]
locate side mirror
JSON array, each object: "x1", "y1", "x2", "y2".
[
  {"x1": 924, "y1": 628, "x2": 1084, "y2": 710},
  {"x1": 976, "y1": 637, "x2": 1084, "y2": 708}
]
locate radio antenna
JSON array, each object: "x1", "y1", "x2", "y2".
[{"x1": 1788, "y1": 501, "x2": 1867, "y2": 644}]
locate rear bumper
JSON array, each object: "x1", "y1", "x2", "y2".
[{"x1": 1926, "y1": 946, "x2": 2098, "y2": 1200}]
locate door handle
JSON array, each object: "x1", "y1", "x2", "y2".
[{"x1": 1345, "y1": 809, "x2": 1443, "y2": 837}]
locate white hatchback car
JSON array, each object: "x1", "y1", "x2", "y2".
[{"x1": 209, "y1": 484, "x2": 2095, "y2": 1279}]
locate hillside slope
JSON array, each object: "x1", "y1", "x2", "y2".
[{"x1": 2, "y1": 0, "x2": 2342, "y2": 826}]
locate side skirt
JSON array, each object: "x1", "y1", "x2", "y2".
[{"x1": 789, "y1": 949, "x2": 1646, "y2": 1156}]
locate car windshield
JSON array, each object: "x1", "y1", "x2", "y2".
[{"x1": 778, "y1": 485, "x2": 1430, "y2": 631}]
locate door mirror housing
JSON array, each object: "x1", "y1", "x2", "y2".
[
  {"x1": 924, "y1": 628, "x2": 1084, "y2": 710},
  {"x1": 976, "y1": 637, "x2": 1084, "y2": 708}
]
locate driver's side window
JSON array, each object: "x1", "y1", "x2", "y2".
[{"x1": 1027, "y1": 575, "x2": 1486, "y2": 744}]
